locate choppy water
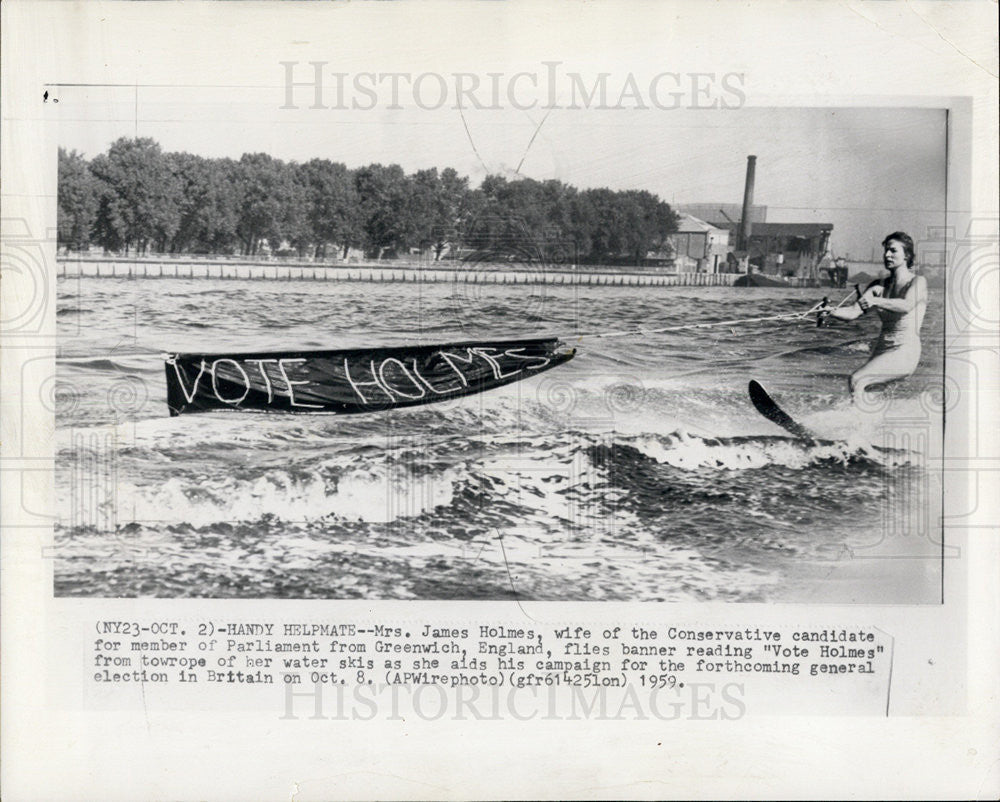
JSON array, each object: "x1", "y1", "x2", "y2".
[{"x1": 55, "y1": 277, "x2": 945, "y2": 602}]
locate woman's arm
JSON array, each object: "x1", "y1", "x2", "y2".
[
  {"x1": 826, "y1": 304, "x2": 863, "y2": 322},
  {"x1": 822, "y1": 280, "x2": 881, "y2": 323}
]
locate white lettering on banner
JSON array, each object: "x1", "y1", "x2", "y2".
[
  {"x1": 502, "y1": 347, "x2": 550, "y2": 371},
  {"x1": 377, "y1": 358, "x2": 426, "y2": 400},
  {"x1": 276, "y1": 359, "x2": 325, "y2": 408},
  {"x1": 246, "y1": 359, "x2": 280, "y2": 403},
  {"x1": 437, "y1": 349, "x2": 475, "y2": 387},
  {"x1": 343, "y1": 359, "x2": 394, "y2": 404},
  {"x1": 175, "y1": 346, "x2": 554, "y2": 408},
  {"x1": 173, "y1": 358, "x2": 208, "y2": 403},
  {"x1": 338, "y1": 348, "x2": 542, "y2": 404},
  {"x1": 211, "y1": 359, "x2": 251, "y2": 404},
  {"x1": 470, "y1": 348, "x2": 521, "y2": 381},
  {"x1": 410, "y1": 359, "x2": 461, "y2": 395}
]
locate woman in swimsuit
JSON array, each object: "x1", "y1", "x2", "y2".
[{"x1": 821, "y1": 231, "x2": 928, "y2": 404}]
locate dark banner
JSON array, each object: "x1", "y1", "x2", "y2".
[{"x1": 164, "y1": 338, "x2": 575, "y2": 416}]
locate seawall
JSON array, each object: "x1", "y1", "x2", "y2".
[{"x1": 57, "y1": 257, "x2": 741, "y2": 287}]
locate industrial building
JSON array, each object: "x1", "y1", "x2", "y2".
[
  {"x1": 667, "y1": 213, "x2": 731, "y2": 273},
  {"x1": 674, "y1": 156, "x2": 834, "y2": 281}
]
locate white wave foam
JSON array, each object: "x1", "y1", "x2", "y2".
[
  {"x1": 633, "y1": 432, "x2": 811, "y2": 470},
  {"x1": 104, "y1": 462, "x2": 460, "y2": 527},
  {"x1": 330, "y1": 465, "x2": 459, "y2": 523},
  {"x1": 629, "y1": 430, "x2": 908, "y2": 471},
  {"x1": 801, "y1": 395, "x2": 939, "y2": 459}
]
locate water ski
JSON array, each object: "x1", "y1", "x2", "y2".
[{"x1": 748, "y1": 380, "x2": 816, "y2": 440}]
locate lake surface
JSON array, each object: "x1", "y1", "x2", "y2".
[{"x1": 55, "y1": 276, "x2": 945, "y2": 602}]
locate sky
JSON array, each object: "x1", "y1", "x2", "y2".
[{"x1": 54, "y1": 86, "x2": 948, "y2": 264}]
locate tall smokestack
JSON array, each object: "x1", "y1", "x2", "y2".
[{"x1": 738, "y1": 155, "x2": 756, "y2": 251}]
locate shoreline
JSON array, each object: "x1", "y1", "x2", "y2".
[{"x1": 57, "y1": 257, "x2": 776, "y2": 287}]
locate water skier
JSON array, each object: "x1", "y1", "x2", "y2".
[{"x1": 820, "y1": 231, "x2": 927, "y2": 404}]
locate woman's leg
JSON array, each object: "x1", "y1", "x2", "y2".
[{"x1": 849, "y1": 347, "x2": 921, "y2": 404}]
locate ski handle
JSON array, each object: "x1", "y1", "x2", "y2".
[
  {"x1": 816, "y1": 286, "x2": 864, "y2": 327},
  {"x1": 815, "y1": 297, "x2": 829, "y2": 327}
]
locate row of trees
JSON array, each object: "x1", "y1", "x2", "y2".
[{"x1": 58, "y1": 138, "x2": 679, "y2": 263}]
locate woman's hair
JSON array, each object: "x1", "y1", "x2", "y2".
[{"x1": 882, "y1": 231, "x2": 915, "y2": 267}]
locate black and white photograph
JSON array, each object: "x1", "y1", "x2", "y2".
[
  {"x1": 55, "y1": 98, "x2": 948, "y2": 603},
  {"x1": 2, "y1": 1, "x2": 997, "y2": 800}
]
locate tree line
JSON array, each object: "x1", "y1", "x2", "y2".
[{"x1": 58, "y1": 138, "x2": 678, "y2": 264}]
